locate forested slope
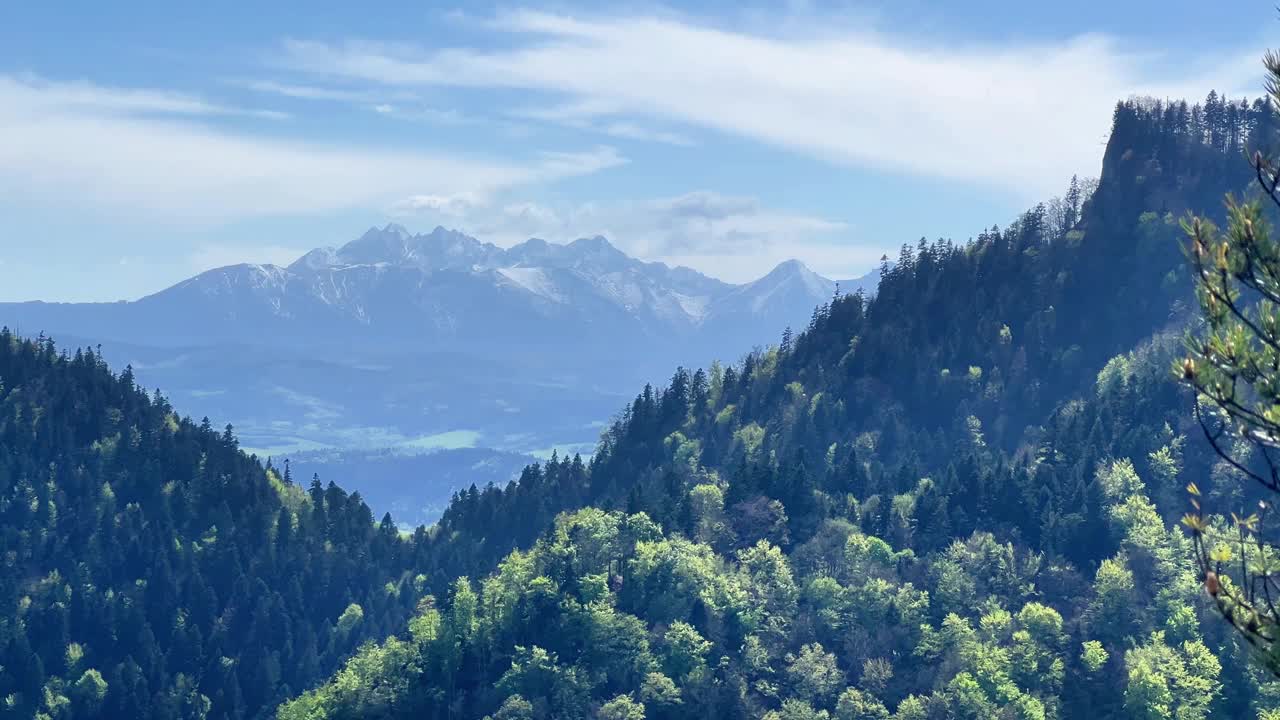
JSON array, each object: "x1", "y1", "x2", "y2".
[
  {"x1": 0, "y1": 334, "x2": 427, "y2": 719},
  {"x1": 283, "y1": 95, "x2": 1280, "y2": 719}
]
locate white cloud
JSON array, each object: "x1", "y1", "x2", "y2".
[
  {"x1": 501, "y1": 201, "x2": 562, "y2": 226},
  {"x1": 242, "y1": 79, "x2": 469, "y2": 124},
  {"x1": 533, "y1": 146, "x2": 627, "y2": 177},
  {"x1": 280, "y1": 11, "x2": 1262, "y2": 196},
  {"x1": 242, "y1": 79, "x2": 389, "y2": 103},
  {"x1": 511, "y1": 98, "x2": 622, "y2": 123},
  {"x1": 374, "y1": 104, "x2": 473, "y2": 124},
  {"x1": 15, "y1": 73, "x2": 290, "y2": 120},
  {"x1": 0, "y1": 74, "x2": 625, "y2": 222},
  {"x1": 394, "y1": 191, "x2": 486, "y2": 216},
  {"x1": 601, "y1": 122, "x2": 694, "y2": 147},
  {"x1": 509, "y1": 99, "x2": 692, "y2": 145},
  {"x1": 396, "y1": 189, "x2": 866, "y2": 282}
]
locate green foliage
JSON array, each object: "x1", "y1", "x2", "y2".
[
  {"x1": 1082, "y1": 641, "x2": 1110, "y2": 674},
  {"x1": 0, "y1": 333, "x2": 424, "y2": 719},
  {"x1": 70, "y1": 670, "x2": 107, "y2": 713},
  {"x1": 661, "y1": 622, "x2": 710, "y2": 680},
  {"x1": 835, "y1": 687, "x2": 889, "y2": 720},
  {"x1": 336, "y1": 603, "x2": 365, "y2": 636},
  {"x1": 786, "y1": 643, "x2": 843, "y2": 705},
  {"x1": 734, "y1": 422, "x2": 767, "y2": 457},
  {"x1": 1097, "y1": 459, "x2": 1146, "y2": 503},
  {"x1": 275, "y1": 463, "x2": 1255, "y2": 719},
  {"x1": 492, "y1": 695, "x2": 535, "y2": 720},
  {"x1": 1176, "y1": 46, "x2": 1280, "y2": 682},
  {"x1": 639, "y1": 672, "x2": 682, "y2": 710},
  {"x1": 597, "y1": 694, "x2": 646, "y2": 720},
  {"x1": 1123, "y1": 632, "x2": 1222, "y2": 720},
  {"x1": 765, "y1": 699, "x2": 831, "y2": 720}
]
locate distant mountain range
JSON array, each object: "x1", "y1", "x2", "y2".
[
  {"x1": 2, "y1": 224, "x2": 874, "y2": 357},
  {"x1": 0, "y1": 225, "x2": 878, "y2": 522}
]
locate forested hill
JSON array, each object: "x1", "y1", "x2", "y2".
[
  {"x1": 0, "y1": 332, "x2": 428, "y2": 719},
  {"x1": 282, "y1": 94, "x2": 1280, "y2": 719}
]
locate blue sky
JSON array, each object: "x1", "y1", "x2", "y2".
[{"x1": 0, "y1": 1, "x2": 1268, "y2": 301}]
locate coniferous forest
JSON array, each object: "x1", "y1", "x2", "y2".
[{"x1": 8, "y1": 72, "x2": 1280, "y2": 720}]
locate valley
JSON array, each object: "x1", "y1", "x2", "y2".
[{"x1": 2, "y1": 232, "x2": 876, "y2": 524}]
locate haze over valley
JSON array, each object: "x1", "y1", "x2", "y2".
[{"x1": 3, "y1": 224, "x2": 877, "y2": 522}]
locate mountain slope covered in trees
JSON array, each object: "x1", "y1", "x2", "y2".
[
  {"x1": 280, "y1": 94, "x2": 1280, "y2": 719},
  {"x1": 0, "y1": 334, "x2": 433, "y2": 719}
]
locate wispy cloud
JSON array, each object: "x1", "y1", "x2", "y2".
[
  {"x1": 15, "y1": 73, "x2": 290, "y2": 120},
  {"x1": 0, "y1": 74, "x2": 625, "y2": 222},
  {"x1": 279, "y1": 11, "x2": 1262, "y2": 196},
  {"x1": 394, "y1": 191, "x2": 487, "y2": 216},
  {"x1": 242, "y1": 79, "x2": 467, "y2": 124},
  {"x1": 533, "y1": 146, "x2": 627, "y2": 177},
  {"x1": 510, "y1": 99, "x2": 692, "y2": 145},
  {"x1": 240, "y1": 79, "x2": 390, "y2": 104},
  {"x1": 395, "y1": 189, "x2": 865, "y2": 282},
  {"x1": 370, "y1": 102, "x2": 472, "y2": 124},
  {"x1": 601, "y1": 122, "x2": 694, "y2": 147}
]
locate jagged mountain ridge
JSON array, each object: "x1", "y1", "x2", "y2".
[
  {"x1": 113, "y1": 224, "x2": 870, "y2": 351},
  {"x1": 0, "y1": 225, "x2": 875, "y2": 354}
]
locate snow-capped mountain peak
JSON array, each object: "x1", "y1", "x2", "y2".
[
  {"x1": 334, "y1": 223, "x2": 416, "y2": 266},
  {"x1": 26, "y1": 225, "x2": 876, "y2": 358},
  {"x1": 753, "y1": 259, "x2": 831, "y2": 296}
]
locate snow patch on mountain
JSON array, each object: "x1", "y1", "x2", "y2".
[
  {"x1": 672, "y1": 292, "x2": 710, "y2": 321},
  {"x1": 498, "y1": 267, "x2": 564, "y2": 303}
]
